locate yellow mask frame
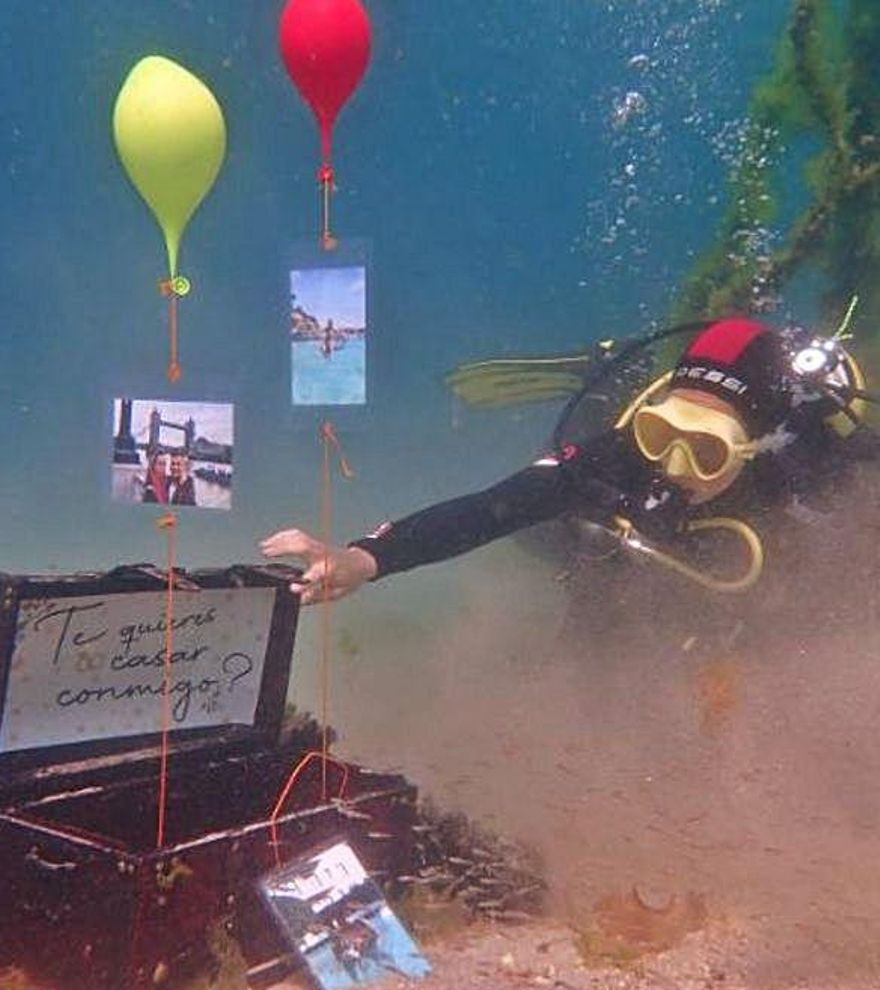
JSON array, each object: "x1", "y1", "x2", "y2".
[
  {"x1": 609, "y1": 371, "x2": 765, "y2": 593},
  {"x1": 632, "y1": 398, "x2": 758, "y2": 481}
]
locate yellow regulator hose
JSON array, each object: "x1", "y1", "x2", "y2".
[{"x1": 613, "y1": 515, "x2": 764, "y2": 593}]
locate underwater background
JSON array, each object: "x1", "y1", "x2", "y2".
[
  {"x1": 0, "y1": 0, "x2": 792, "y2": 573},
  {"x1": 4, "y1": 1, "x2": 880, "y2": 984}
]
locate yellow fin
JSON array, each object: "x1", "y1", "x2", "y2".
[{"x1": 445, "y1": 353, "x2": 592, "y2": 408}]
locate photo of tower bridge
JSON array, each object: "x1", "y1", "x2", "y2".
[{"x1": 111, "y1": 397, "x2": 235, "y2": 510}]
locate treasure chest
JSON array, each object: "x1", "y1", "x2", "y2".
[{"x1": 0, "y1": 564, "x2": 418, "y2": 990}]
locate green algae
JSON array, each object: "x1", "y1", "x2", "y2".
[{"x1": 672, "y1": 0, "x2": 880, "y2": 354}]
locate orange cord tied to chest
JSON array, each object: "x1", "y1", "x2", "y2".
[
  {"x1": 267, "y1": 421, "x2": 356, "y2": 865},
  {"x1": 155, "y1": 511, "x2": 178, "y2": 849}
]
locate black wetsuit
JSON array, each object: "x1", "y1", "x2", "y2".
[
  {"x1": 350, "y1": 415, "x2": 880, "y2": 657},
  {"x1": 348, "y1": 414, "x2": 879, "y2": 578},
  {"x1": 349, "y1": 430, "x2": 676, "y2": 578}
]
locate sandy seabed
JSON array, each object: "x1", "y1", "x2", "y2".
[
  {"x1": 290, "y1": 516, "x2": 880, "y2": 990},
  {"x1": 264, "y1": 915, "x2": 880, "y2": 990}
]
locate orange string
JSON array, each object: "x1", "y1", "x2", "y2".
[
  {"x1": 167, "y1": 293, "x2": 181, "y2": 383},
  {"x1": 320, "y1": 428, "x2": 332, "y2": 800},
  {"x1": 317, "y1": 422, "x2": 355, "y2": 796},
  {"x1": 320, "y1": 421, "x2": 355, "y2": 479},
  {"x1": 266, "y1": 422, "x2": 354, "y2": 866},
  {"x1": 319, "y1": 169, "x2": 338, "y2": 252},
  {"x1": 269, "y1": 751, "x2": 351, "y2": 866},
  {"x1": 159, "y1": 278, "x2": 182, "y2": 383},
  {"x1": 155, "y1": 512, "x2": 177, "y2": 848}
]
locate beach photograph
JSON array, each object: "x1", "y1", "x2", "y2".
[{"x1": 290, "y1": 265, "x2": 367, "y2": 406}]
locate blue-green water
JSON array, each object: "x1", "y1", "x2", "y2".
[
  {"x1": 292, "y1": 339, "x2": 367, "y2": 405},
  {"x1": 6, "y1": 5, "x2": 880, "y2": 980},
  {"x1": 0, "y1": 0, "x2": 789, "y2": 573}
]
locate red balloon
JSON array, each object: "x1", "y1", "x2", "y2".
[{"x1": 279, "y1": 0, "x2": 372, "y2": 166}]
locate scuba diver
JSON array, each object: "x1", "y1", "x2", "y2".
[{"x1": 261, "y1": 316, "x2": 878, "y2": 651}]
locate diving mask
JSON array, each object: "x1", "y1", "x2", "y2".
[{"x1": 633, "y1": 394, "x2": 757, "y2": 481}]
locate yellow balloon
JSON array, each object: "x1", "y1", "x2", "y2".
[{"x1": 113, "y1": 55, "x2": 226, "y2": 278}]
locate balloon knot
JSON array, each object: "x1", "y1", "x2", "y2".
[
  {"x1": 317, "y1": 164, "x2": 335, "y2": 185},
  {"x1": 156, "y1": 512, "x2": 177, "y2": 531},
  {"x1": 167, "y1": 362, "x2": 182, "y2": 383},
  {"x1": 158, "y1": 276, "x2": 192, "y2": 298}
]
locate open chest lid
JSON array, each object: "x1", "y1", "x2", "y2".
[{"x1": 0, "y1": 563, "x2": 303, "y2": 797}]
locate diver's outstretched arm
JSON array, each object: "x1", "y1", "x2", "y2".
[
  {"x1": 258, "y1": 461, "x2": 572, "y2": 604},
  {"x1": 261, "y1": 432, "x2": 628, "y2": 604}
]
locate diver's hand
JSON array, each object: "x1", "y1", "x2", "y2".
[{"x1": 259, "y1": 528, "x2": 378, "y2": 604}]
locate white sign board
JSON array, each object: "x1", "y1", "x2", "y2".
[{"x1": 0, "y1": 587, "x2": 279, "y2": 753}]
